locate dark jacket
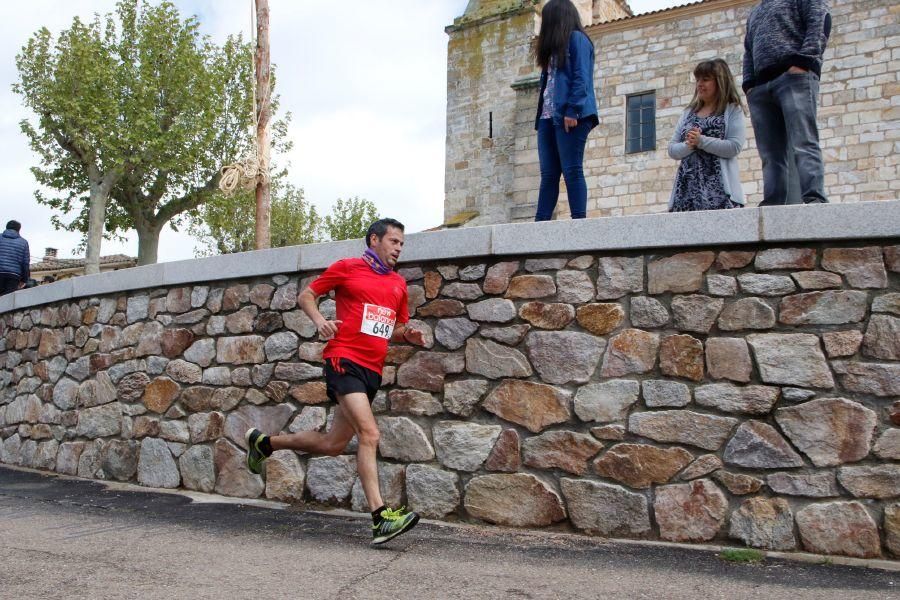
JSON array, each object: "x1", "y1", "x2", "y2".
[
  {"x1": 0, "y1": 229, "x2": 30, "y2": 282},
  {"x1": 534, "y1": 30, "x2": 600, "y2": 130},
  {"x1": 742, "y1": 0, "x2": 832, "y2": 92}
]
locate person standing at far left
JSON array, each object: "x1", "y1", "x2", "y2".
[
  {"x1": 0, "y1": 220, "x2": 30, "y2": 296},
  {"x1": 533, "y1": 0, "x2": 599, "y2": 222}
]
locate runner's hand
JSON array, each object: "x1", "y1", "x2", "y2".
[
  {"x1": 404, "y1": 327, "x2": 427, "y2": 347},
  {"x1": 563, "y1": 117, "x2": 578, "y2": 132},
  {"x1": 317, "y1": 319, "x2": 342, "y2": 340}
]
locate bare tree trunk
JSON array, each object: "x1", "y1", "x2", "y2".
[
  {"x1": 135, "y1": 221, "x2": 163, "y2": 266},
  {"x1": 254, "y1": 0, "x2": 271, "y2": 250},
  {"x1": 84, "y1": 185, "x2": 108, "y2": 275}
]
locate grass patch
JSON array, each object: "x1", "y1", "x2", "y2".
[{"x1": 719, "y1": 548, "x2": 766, "y2": 564}]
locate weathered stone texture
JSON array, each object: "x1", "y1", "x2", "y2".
[
  {"x1": 659, "y1": 335, "x2": 704, "y2": 382},
  {"x1": 406, "y1": 464, "x2": 460, "y2": 518},
  {"x1": 717, "y1": 298, "x2": 776, "y2": 331},
  {"x1": 671, "y1": 295, "x2": 723, "y2": 333},
  {"x1": 574, "y1": 379, "x2": 640, "y2": 423},
  {"x1": 796, "y1": 502, "x2": 881, "y2": 558},
  {"x1": 600, "y1": 329, "x2": 658, "y2": 377},
  {"x1": 482, "y1": 380, "x2": 571, "y2": 433},
  {"x1": 464, "y1": 474, "x2": 565, "y2": 527},
  {"x1": 642, "y1": 380, "x2": 690, "y2": 408},
  {"x1": 862, "y1": 315, "x2": 900, "y2": 360},
  {"x1": 766, "y1": 472, "x2": 840, "y2": 498},
  {"x1": 522, "y1": 430, "x2": 603, "y2": 475},
  {"x1": 776, "y1": 398, "x2": 876, "y2": 467},
  {"x1": 648, "y1": 252, "x2": 714, "y2": 295},
  {"x1": 747, "y1": 333, "x2": 833, "y2": 389},
  {"x1": 596, "y1": 256, "x2": 643, "y2": 299},
  {"x1": 561, "y1": 478, "x2": 650, "y2": 537},
  {"x1": 526, "y1": 331, "x2": 604, "y2": 385},
  {"x1": 628, "y1": 410, "x2": 737, "y2": 451},
  {"x1": 433, "y1": 421, "x2": 501, "y2": 471},
  {"x1": 306, "y1": 455, "x2": 356, "y2": 503},
  {"x1": 837, "y1": 465, "x2": 900, "y2": 500},
  {"x1": 822, "y1": 330, "x2": 864, "y2": 358},
  {"x1": 694, "y1": 384, "x2": 779, "y2": 415},
  {"x1": 593, "y1": 443, "x2": 692, "y2": 489},
  {"x1": 654, "y1": 479, "x2": 727, "y2": 542},
  {"x1": 822, "y1": 247, "x2": 887, "y2": 288},
  {"x1": 629, "y1": 297, "x2": 669, "y2": 328},
  {"x1": 484, "y1": 429, "x2": 520, "y2": 472},
  {"x1": 376, "y1": 417, "x2": 434, "y2": 462},
  {"x1": 729, "y1": 497, "x2": 796, "y2": 550},
  {"x1": 519, "y1": 302, "x2": 574, "y2": 329},
  {"x1": 705, "y1": 338, "x2": 751, "y2": 383},
  {"x1": 779, "y1": 291, "x2": 868, "y2": 325},
  {"x1": 505, "y1": 275, "x2": 556, "y2": 299},
  {"x1": 755, "y1": 248, "x2": 816, "y2": 271},
  {"x1": 723, "y1": 420, "x2": 803, "y2": 469}
]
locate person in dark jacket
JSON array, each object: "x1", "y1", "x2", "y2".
[
  {"x1": 533, "y1": 0, "x2": 599, "y2": 222},
  {"x1": 0, "y1": 220, "x2": 31, "y2": 295},
  {"x1": 743, "y1": 0, "x2": 832, "y2": 206}
]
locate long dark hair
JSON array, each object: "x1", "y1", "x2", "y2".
[{"x1": 534, "y1": 0, "x2": 588, "y2": 71}]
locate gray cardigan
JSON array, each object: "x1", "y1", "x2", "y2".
[{"x1": 667, "y1": 103, "x2": 747, "y2": 208}]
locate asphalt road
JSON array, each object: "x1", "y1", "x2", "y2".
[{"x1": 0, "y1": 466, "x2": 896, "y2": 600}]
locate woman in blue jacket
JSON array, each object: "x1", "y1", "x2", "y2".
[{"x1": 533, "y1": 0, "x2": 599, "y2": 222}]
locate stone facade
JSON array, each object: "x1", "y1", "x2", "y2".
[
  {"x1": 445, "y1": 0, "x2": 898, "y2": 224},
  {"x1": 2, "y1": 235, "x2": 899, "y2": 559}
]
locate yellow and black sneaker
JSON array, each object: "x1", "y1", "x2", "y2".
[
  {"x1": 244, "y1": 428, "x2": 272, "y2": 474},
  {"x1": 372, "y1": 506, "x2": 420, "y2": 545}
]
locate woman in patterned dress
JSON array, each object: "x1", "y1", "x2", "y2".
[{"x1": 668, "y1": 59, "x2": 747, "y2": 212}]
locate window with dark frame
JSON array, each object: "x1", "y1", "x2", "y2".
[{"x1": 625, "y1": 91, "x2": 656, "y2": 154}]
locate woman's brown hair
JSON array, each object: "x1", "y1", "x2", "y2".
[{"x1": 687, "y1": 58, "x2": 744, "y2": 115}]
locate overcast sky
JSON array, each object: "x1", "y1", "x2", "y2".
[{"x1": 0, "y1": 0, "x2": 682, "y2": 264}]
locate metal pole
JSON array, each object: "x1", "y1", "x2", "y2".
[{"x1": 254, "y1": 0, "x2": 271, "y2": 250}]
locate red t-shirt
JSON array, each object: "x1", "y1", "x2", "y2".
[{"x1": 308, "y1": 258, "x2": 409, "y2": 374}]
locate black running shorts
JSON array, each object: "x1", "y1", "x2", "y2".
[{"x1": 324, "y1": 357, "x2": 382, "y2": 403}]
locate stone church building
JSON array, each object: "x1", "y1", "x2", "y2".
[{"x1": 443, "y1": 0, "x2": 897, "y2": 226}]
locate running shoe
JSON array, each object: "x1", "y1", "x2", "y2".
[
  {"x1": 245, "y1": 428, "x2": 270, "y2": 474},
  {"x1": 372, "y1": 506, "x2": 420, "y2": 545}
]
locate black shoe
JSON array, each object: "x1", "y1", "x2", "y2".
[
  {"x1": 245, "y1": 428, "x2": 270, "y2": 474},
  {"x1": 372, "y1": 507, "x2": 420, "y2": 545},
  {"x1": 802, "y1": 198, "x2": 828, "y2": 204}
]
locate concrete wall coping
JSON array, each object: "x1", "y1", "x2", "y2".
[{"x1": 2, "y1": 200, "x2": 898, "y2": 314}]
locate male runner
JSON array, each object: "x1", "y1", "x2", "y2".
[{"x1": 245, "y1": 218, "x2": 424, "y2": 544}]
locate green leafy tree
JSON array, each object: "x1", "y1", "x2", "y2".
[
  {"x1": 323, "y1": 197, "x2": 381, "y2": 242},
  {"x1": 15, "y1": 0, "x2": 258, "y2": 268},
  {"x1": 190, "y1": 178, "x2": 322, "y2": 255}
]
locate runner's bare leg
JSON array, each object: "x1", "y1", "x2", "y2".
[
  {"x1": 333, "y1": 392, "x2": 384, "y2": 511},
  {"x1": 270, "y1": 404, "x2": 355, "y2": 456}
]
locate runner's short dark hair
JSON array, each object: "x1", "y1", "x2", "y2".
[
  {"x1": 6, "y1": 220, "x2": 21, "y2": 231},
  {"x1": 365, "y1": 218, "x2": 405, "y2": 247}
]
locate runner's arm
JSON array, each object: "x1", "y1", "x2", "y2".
[{"x1": 298, "y1": 286, "x2": 342, "y2": 340}]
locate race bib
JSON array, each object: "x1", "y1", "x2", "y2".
[{"x1": 360, "y1": 304, "x2": 396, "y2": 339}]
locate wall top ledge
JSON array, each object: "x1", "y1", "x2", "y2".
[{"x1": 2, "y1": 201, "x2": 898, "y2": 314}]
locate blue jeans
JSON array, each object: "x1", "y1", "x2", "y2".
[
  {"x1": 535, "y1": 118, "x2": 592, "y2": 221},
  {"x1": 748, "y1": 71, "x2": 828, "y2": 205}
]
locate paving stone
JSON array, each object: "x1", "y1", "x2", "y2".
[
  {"x1": 747, "y1": 333, "x2": 833, "y2": 389},
  {"x1": 779, "y1": 291, "x2": 868, "y2": 325},
  {"x1": 600, "y1": 329, "x2": 658, "y2": 377},
  {"x1": 642, "y1": 380, "x2": 690, "y2": 408},
  {"x1": 526, "y1": 331, "x2": 604, "y2": 385},
  {"x1": 628, "y1": 410, "x2": 737, "y2": 451},
  {"x1": 576, "y1": 303, "x2": 625, "y2": 335}
]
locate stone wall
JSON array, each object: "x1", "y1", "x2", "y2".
[
  {"x1": 1, "y1": 205, "x2": 899, "y2": 560},
  {"x1": 450, "y1": 0, "x2": 899, "y2": 223}
]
